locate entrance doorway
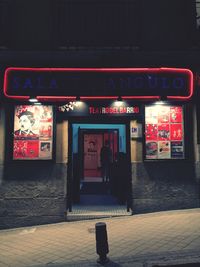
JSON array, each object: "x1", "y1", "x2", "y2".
[
  {"x1": 80, "y1": 129, "x2": 119, "y2": 202},
  {"x1": 68, "y1": 123, "x2": 132, "y2": 220}
]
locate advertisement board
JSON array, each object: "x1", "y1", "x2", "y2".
[
  {"x1": 13, "y1": 105, "x2": 53, "y2": 160},
  {"x1": 145, "y1": 105, "x2": 184, "y2": 159}
]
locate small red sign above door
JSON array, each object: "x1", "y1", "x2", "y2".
[{"x1": 58, "y1": 101, "x2": 140, "y2": 117}]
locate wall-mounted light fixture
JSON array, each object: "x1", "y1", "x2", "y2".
[
  {"x1": 117, "y1": 96, "x2": 122, "y2": 102},
  {"x1": 29, "y1": 97, "x2": 38, "y2": 103},
  {"x1": 154, "y1": 95, "x2": 168, "y2": 105},
  {"x1": 114, "y1": 96, "x2": 124, "y2": 107},
  {"x1": 160, "y1": 96, "x2": 166, "y2": 100}
]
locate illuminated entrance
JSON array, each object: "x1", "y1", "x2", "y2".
[
  {"x1": 82, "y1": 129, "x2": 119, "y2": 182},
  {"x1": 68, "y1": 123, "x2": 132, "y2": 217}
]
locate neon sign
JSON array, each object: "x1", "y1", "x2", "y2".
[{"x1": 4, "y1": 67, "x2": 193, "y2": 101}]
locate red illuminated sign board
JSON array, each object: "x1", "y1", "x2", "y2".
[
  {"x1": 58, "y1": 101, "x2": 140, "y2": 117},
  {"x1": 3, "y1": 67, "x2": 193, "y2": 101}
]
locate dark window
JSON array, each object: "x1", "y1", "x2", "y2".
[
  {"x1": 53, "y1": 0, "x2": 141, "y2": 48},
  {"x1": 0, "y1": 0, "x2": 197, "y2": 50},
  {"x1": 0, "y1": 0, "x2": 9, "y2": 48}
]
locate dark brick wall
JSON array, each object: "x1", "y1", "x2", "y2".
[
  {"x1": 0, "y1": 163, "x2": 67, "y2": 229},
  {"x1": 131, "y1": 161, "x2": 200, "y2": 214},
  {"x1": 1, "y1": 149, "x2": 199, "y2": 229}
]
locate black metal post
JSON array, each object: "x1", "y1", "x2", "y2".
[{"x1": 95, "y1": 222, "x2": 109, "y2": 265}]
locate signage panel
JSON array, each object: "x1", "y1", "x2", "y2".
[
  {"x1": 4, "y1": 67, "x2": 193, "y2": 101},
  {"x1": 58, "y1": 101, "x2": 140, "y2": 117}
]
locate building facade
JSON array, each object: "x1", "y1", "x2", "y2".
[{"x1": 0, "y1": 0, "x2": 200, "y2": 229}]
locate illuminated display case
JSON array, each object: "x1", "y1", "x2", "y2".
[
  {"x1": 145, "y1": 104, "x2": 184, "y2": 160},
  {"x1": 13, "y1": 105, "x2": 53, "y2": 160}
]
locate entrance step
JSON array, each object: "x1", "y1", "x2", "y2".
[
  {"x1": 79, "y1": 194, "x2": 120, "y2": 205},
  {"x1": 80, "y1": 182, "x2": 111, "y2": 195},
  {"x1": 66, "y1": 205, "x2": 132, "y2": 222}
]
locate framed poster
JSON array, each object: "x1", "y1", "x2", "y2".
[
  {"x1": 145, "y1": 105, "x2": 184, "y2": 160},
  {"x1": 13, "y1": 105, "x2": 53, "y2": 160}
]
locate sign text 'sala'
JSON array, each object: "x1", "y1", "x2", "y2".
[{"x1": 4, "y1": 67, "x2": 193, "y2": 101}]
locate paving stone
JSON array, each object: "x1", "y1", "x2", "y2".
[{"x1": 0, "y1": 209, "x2": 200, "y2": 267}]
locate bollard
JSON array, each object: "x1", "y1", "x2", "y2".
[{"x1": 95, "y1": 222, "x2": 109, "y2": 265}]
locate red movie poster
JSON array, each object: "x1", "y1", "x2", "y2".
[
  {"x1": 13, "y1": 105, "x2": 53, "y2": 160},
  {"x1": 170, "y1": 106, "x2": 182, "y2": 123},
  {"x1": 13, "y1": 140, "x2": 39, "y2": 159},
  {"x1": 145, "y1": 124, "x2": 158, "y2": 140},
  {"x1": 170, "y1": 124, "x2": 183, "y2": 141},
  {"x1": 158, "y1": 124, "x2": 170, "y2": 140}
]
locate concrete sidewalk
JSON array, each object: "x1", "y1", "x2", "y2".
[{"x1": 0, "y1": 208, "x2": 200, "y2": 267}]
